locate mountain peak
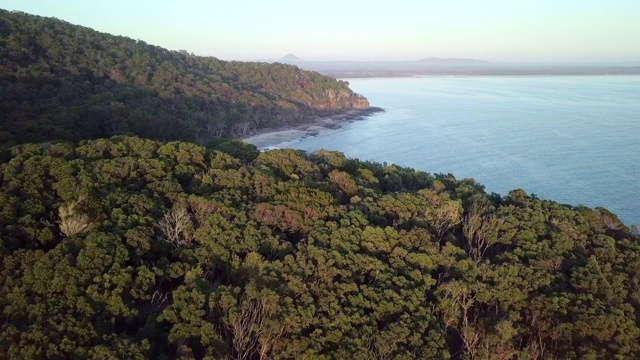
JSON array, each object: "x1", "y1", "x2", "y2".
[{"x1": 280, "y1": 53, "x2": 304, "y2": 61}]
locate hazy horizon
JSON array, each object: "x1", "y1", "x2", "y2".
[
  {"x1": 3, "y1": 0, "x2": 640, "y2": 63},
  {"x1": 258, "y1": 55, "x2": 640, "y2": 66}
]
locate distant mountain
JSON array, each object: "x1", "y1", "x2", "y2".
[
  {"x1": 280, "y1": 53, "x2": 304, "y2": 62},
  {"x1": 418, "y1": 57, "x2": 489, "y2": 65},
  {"x1": 0, "y1": 10, "x2": 369, "y2": 147}
]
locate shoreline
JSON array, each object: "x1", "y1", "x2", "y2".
[{"x1": 242, "y1": 107, "x2": 383, "y2": 150}]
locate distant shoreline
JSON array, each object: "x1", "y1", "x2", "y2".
[
  {"x1": 287, "y1": 62, "x2": 640, "y2": 79},
  {"x1": 333, "y1": 71, "x2": 640, "y2": 79},
  {"x1": 242, "y1": 107, "x2": 383, "y2": 150}
]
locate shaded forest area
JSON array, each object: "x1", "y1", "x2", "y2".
[
  {"x1": 1, "y1": 136, "x2": 638, "y2": 359},
  {"x1": 0, "y1": 10, "x2": 369, "y2": 148}
]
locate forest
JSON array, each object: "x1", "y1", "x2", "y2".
[
  {"x1": 0, "y1": 10, "x2": 369, "y2": 148},
  {"x1": 1, "y1": 136, "x2": 638, "y2": 359},
  {"x1": 1, "y1": 8, "x2": 640, "y2": 360}
]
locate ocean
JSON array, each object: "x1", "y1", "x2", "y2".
[{"x1": 284, "y1": 76, "x2": 640, "y2": 225}]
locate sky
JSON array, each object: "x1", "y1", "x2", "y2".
[{"x1": 3, "y1": 0, "x2": 640, "y2": 63}]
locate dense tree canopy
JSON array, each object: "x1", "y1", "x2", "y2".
[
  {"x1": 0, "y1": 9, "x2": 370, "y2": 148},
  {"x1": 1, "y1": 136, "x2": 638, "y2": 359},
  {"x1": 1, "y1": 8, "x2": 639, "y2": 360}
]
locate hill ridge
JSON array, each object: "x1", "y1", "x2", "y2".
[{"x1": 0, "y1": 9, "x2": 369, "y2": 147}]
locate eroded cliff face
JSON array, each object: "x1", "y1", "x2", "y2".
[
  {"x1": 350, "y1": 95, "x2": 370, "y2": 109},
  {"x1": 312, "y1": 88, "x2": 370, "y2": 110}
]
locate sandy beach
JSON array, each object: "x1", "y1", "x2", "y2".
[{"x1": 242, "y1": 107, "x2": 383, "y2": 150}]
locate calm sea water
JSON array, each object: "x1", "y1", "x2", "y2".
[{"x1": 289, "y1": 76, "x2": 640, "y2": 225}]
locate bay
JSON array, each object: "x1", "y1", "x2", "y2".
[{"x1": 287, "y1": 76, "x2": 640, "y2": 226}]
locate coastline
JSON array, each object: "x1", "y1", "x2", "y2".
[{"x1": 242, "y1": 107, "x2": 383, "y2": 150}]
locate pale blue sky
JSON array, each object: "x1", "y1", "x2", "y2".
[{"x1": 3, "y1": 0, "x2": 639, "y2": 62}]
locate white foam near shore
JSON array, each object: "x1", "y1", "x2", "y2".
[
  {"x1": 243, "y1": 129, "x2": 310, "y2": 150},
  {"x1": 242, "y1": 109, "x2": 381, "y2": 150}
]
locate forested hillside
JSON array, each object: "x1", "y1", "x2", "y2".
[
  {"x1": 0, "y1": 10, "x2": 369, "y2": 148},
  {"x1": 1, "y1": 136, "x2": 638, "y2": 359}
]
